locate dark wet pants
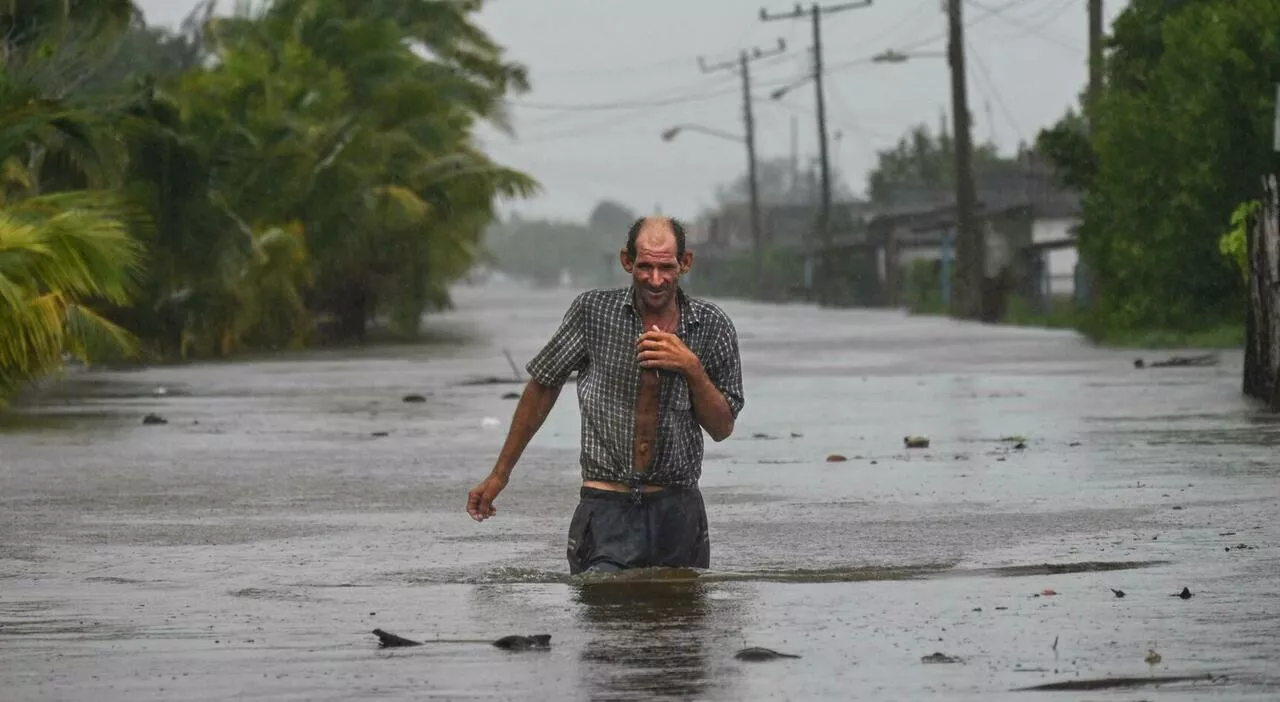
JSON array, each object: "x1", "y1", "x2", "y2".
[{"x1": 566, "y1": 485, "x2": 710, "y2": 575}]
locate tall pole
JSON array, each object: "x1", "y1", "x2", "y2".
[
  {"x1": 741, "y1": 52, "x2": 765, "y2": 290},
  {"x1": 947, "y1": 0, "x2": 982, "y2": 320},
  {"x1": 761, "y1": 1, "x2": 872, "y2": 307},
  {"x1": 811, "y1": 5, "x2": 832, "y2": 306},
  {"x1": 698, "y1": 39, "x2": 785, "y2": 298},
  {"x1": 1087, "y1": 0, "x2": 1103, "y2": 124},
  {"x1": 790, "y1": 114, "x2": 798, "y2": 193}
]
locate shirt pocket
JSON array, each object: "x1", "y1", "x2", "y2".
[{"x1": 667, "y1": 375, "x2": 693, "y2": 412}]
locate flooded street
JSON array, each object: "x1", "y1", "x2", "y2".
[{"x1": 2, "y1": 280, "x2": 1278, "y2": 700}]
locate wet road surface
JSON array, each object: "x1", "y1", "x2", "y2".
[{"x1": 1, "y1": 280, "x2": 1278, "y2": 700}]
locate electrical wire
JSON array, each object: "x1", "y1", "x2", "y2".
[
  {"x1": 964, "y1": 0, "x2": 1081, "y2": 53},
  {"x1": 965, "y1": 41, "x2": 1025, "y2": 145}
]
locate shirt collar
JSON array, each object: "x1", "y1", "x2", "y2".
[{"x1": 624, "y1": 286, "x2": 702, "y2": 329}]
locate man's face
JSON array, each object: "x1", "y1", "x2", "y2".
[{"x1": 621, "y1": 221, "x2": 692, "y2": 312}]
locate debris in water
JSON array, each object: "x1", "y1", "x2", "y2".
[
  {"x1": 1133, "y1": 354, "x2": 1218, "y2": 369},
  {"x1": 826, "y1": 454, "x2": 847, "y2": 462},
  {"x1": 372, "y1": 629, "x2": 421, "y2": 648},
  {"x1": 372, "y1": 629, "x2": 552, "y2": 651},
  {"x1": 1015, "y1": 673, "x2": 1222, "y2": 692},
  {"x1": 734, "y1": 646, "x2": 800, "y2": 661},
  {"x1": 142, "y1": 413, "x2": 168, "y2": 425},
  {"x1": 1041, "y1": 588, "x2": 1057, "y2": 596},
  {"x1": 790, "y1": 431, "x2": 804, "y2": 438},
  {"x1": 501, "y1": 392, "x2": 520, "y2": 400},
  {"x1": 1145, "y1": 648, "x2": 1162, "y2": 665},
  {"x1": 502, "y1": 348, "x2": 524, "y2": 382},
  {"x1": 371, "y1": 431, "x2": 389, "y2": 437},
  {"x1": 492, "y1": 634, "x2": 551, "y2": 651},
  {"x1": 1174, "y1": 587, "x2": 1193, "y2": 599},
  {"x1": 402, "y1": 394, "x2": 426, "y2": 403},
  {"x1": 1111, "y1": 588, "x2": 1126, "y2": 598},
  {"x1": 921, "y1": 652, "x2": 962, "y2": 664},
  {"x1": 904, "y1": 435, "x2": 930, "y2": 449}
]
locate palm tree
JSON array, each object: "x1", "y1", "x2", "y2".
[
  {"x1": 0, "y1": 189, "x2": 144, "y2": 405},
  {"x1": 0, "y1": 21, "x2": 145, "y2": 405}
]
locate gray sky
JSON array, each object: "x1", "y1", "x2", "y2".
[{"x1": 135, "y1": 0, "x2": 1128, "y2": 223}]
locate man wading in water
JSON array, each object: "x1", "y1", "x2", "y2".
[{"x1": 465, "y1": 215, "x2": 745, "y2": 574}]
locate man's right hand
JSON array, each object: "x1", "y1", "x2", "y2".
[{"x1": 466, "y1": 473, "x2": 508, "y2": 522}]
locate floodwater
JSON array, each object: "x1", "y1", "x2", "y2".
[{"x1": 1, "y1": 280, "x2": 1277, "y2": 701}]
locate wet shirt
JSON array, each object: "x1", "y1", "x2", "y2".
[{"x1": 525, "y1": 287, "x2": 745, "y2": 487}]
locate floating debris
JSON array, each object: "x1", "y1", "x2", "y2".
[
  {"x1": 921, "y1": 652, "x2": 962, "y2": 664},
  {"x1": 1145, "y1": 648, "x2": 1162, "y2": 665},
  {"x1": 1016, "y1": 673, "x2": 1222, "y2": 692},
  {"x1": 402, "y1": 394, "x2": 426, "y2": 403},
  {"x1": 1111, "y1": 588, "x2": 1126, "y2": 598},
  {"x1": 142, "y1": 413, "x2": 168, "y2": 425},
  {"x1": 904, "y1": 435, "x2": 930, "y2": 449},
  {"x1": 492, "y1": 634, "x2": 551, "y2": 651},
  {"x1": 826, "y1": 454, "x2": 847, "y2": 462},
  {"x1": 1174, "y1": 587, "x2": 1193, "y2": 599},
  {"x1": 1133, "y1": 354, "x2": 1218, "y2": 369},
  {"x1": 372, "y1": 629, "x2": 421, "y2": 648},
  {"x1": 734, "y1": 646, "x2": 800, "y2": 662}
]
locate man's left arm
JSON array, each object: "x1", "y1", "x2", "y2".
[{"x1": 683, "y1": 317, "x2": 744, "y2": 442}]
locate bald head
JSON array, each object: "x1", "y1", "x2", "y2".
[
  {"x1": 625, "y1": 216, "x2": 686, "y2": 262},
  {"x1": 620, "y1": 215, "x2": 693, "y2": 313}
]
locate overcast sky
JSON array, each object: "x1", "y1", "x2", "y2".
[{"x1": 134, "y1": 0, "x2": 1128, "y2": 223}]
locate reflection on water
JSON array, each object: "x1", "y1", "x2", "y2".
[{"x1": 572, "y1": 573, "x2": 745, "y2": 701}]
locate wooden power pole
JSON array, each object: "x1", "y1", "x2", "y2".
[
  {"x1": 1087, "y1": 0, "x2": 1103, "y2": 122},
  {"x1": 946, "y1": 0, "x2": 982, "y2": 320}
]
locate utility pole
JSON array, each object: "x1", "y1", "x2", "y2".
[
  {"x1": 946, "y1": 0, "x2": 982, "y2": 320},
  {"x1": 698, "y1": 38, "x2": 786, "y2": 296},
  {"x1": 1087, "y1": 0, "x2": 1103, "y2": 123},
  {"x1": 761, "y1": 1, "x2": 872, "y2": 307}
]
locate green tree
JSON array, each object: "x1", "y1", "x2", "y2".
[
  {"x1": 868, "y1": 122, "x2": 1023, "y2": 206},
  {"x1": 1070, "y1": 0, "x2": 1280, "y2": 334}
]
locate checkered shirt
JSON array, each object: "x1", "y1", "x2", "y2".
[{"x1": 525, "y1": 286, "x2": 745, "y2": 488}]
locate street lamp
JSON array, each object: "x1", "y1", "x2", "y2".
[
  {"x1": 660, "y1": 124, "x2": 746, "y2": 144},
  {"x1": 870, "y1": 49, "x2": 946, "y2": 63}
]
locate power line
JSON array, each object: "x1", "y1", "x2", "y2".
[
  {"x1": 521, "y1": 11, "x2": 764, "y2": 80},
  {"x1": 966, "y1": 42, "x2": 1024, "y2": 144},
  {"x1": 507, "y1": 65, "x2": 825, "y2": 142},
  {"x1": 884, "y1": 0, "x2": 1038, "y2": 55},
  {"x1": 509, "y1": 51, "x2": 796, "y2": 113},
  {"x1": 965, "y1": 0, "x2": 1081, "y2": 53}
]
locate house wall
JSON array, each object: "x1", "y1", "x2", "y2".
[{"x1": 1031, "y1": 217, "x2": 1080, "y2": 296}]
